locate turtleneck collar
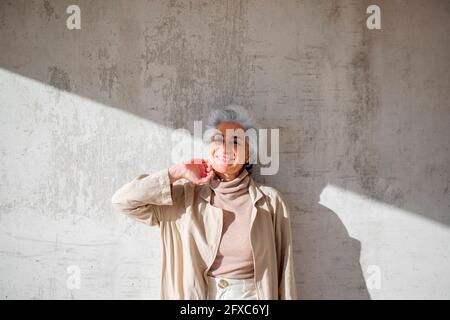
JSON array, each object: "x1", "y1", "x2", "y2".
[{"x1": 209, "y1": 168, "x2": 250, "y2": 197}]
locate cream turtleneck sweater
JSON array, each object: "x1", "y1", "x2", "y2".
[{"x1": 206, "y1": 168, "x2": 255, "y2": 279}]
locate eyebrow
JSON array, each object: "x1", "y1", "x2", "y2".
[{"x1": 212, "y1": 132, "x2": 246, "y2": 142}]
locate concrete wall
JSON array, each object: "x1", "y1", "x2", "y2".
[{"x1": 0, "y1": 0, "x2": 449, "y2": 299}]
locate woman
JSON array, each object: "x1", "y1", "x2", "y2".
[{"x1": 111, "y1": 105, "x2": 298, "y2": 300}]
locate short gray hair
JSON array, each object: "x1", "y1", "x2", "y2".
[{"x1": 205, "y1": 105, "x2": 258, "y2": 174}]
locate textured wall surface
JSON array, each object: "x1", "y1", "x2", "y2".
[{"x1": 0, "y1": 0, "x2": 449, "y2": 299}]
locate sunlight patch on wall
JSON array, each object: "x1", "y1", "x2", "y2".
[
  {"x1": 0, "y1": 68, "x2": 202, "y2": 299},
  {"x1": 319, "y1": 184, "x2": 450, "y2": 299}
]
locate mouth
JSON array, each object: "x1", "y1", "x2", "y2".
[{"x1": 214, "y1": 154, "x2": 235, "y2": 164}]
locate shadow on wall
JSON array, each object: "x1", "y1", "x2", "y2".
[
  {"x1": 256, "y1": 172, "x2": 371, "y2": 299},
  {"x1": 297, "y1": 202, "x2": 370, "y2": 299}
]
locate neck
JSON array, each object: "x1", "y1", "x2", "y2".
[
  {"x1": 215, "y1": 167, "x2": 245, "y2": 182},
  {"x1": 210, "y1": 167, "x2": 250, "y2": 198},
  {"x1": 216, "y1": 172, "x2": 237, "y2": 182}
]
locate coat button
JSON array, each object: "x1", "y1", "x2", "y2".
[{"x1": 218, "y1": 279, "x2": 229, "y2": 289}]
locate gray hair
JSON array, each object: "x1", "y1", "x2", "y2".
[{"x1": 205, "y1": 105, "x2": 258, "y2": 174}]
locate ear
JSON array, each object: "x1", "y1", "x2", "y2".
[{"x1": 244, "y1": 151, "x2": 249, "y2": 164}]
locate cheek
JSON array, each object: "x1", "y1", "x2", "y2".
[
  {"x1": 209, "y1": 144, "x2": 218, "y2": 155},
  {"x1": 209, "y1": 145, "x2": 221, "y2": 162},
  {"x1": 234, "y1": 146, "x2": 246, "y2": 158}
]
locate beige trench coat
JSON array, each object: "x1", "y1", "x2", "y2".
[{"x1": 111, "y1": 168, "x2": 298, "y2": 300}]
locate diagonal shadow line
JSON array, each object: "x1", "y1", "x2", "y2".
[
  {"x1": 1, "y1": 1, "x2": 449, "y2": 299},
  {"x1": 0, "y1": 68, "x2": 372, "y2": 299},
  {"x1": 1, "y1": 0, "x2": 449, "y2": 229}
]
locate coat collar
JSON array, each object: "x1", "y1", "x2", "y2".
[{"x1": 198, "y1": 177, "x2": 270, "y2": 212}]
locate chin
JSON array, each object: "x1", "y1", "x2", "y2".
[
  {"x1": 212, "y1": 164, "x2": 230, "y2": 173},
  {"x1": 211, "y1": 161, "x2": 234, "y2": 172}
]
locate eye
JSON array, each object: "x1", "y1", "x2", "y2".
[
  {"x1": 211, "y1": 134, "x2": 224, "y2": 143},
  {"x1": 233, "y1": 136, "x2": 245, "y2": 146}
]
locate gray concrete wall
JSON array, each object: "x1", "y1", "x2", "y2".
[{"x1": 0, "y1": 0, "x2": 449, "y2": 299}]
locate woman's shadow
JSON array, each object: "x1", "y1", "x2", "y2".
[
  {"x1": 295, "y1": 200, "x2": 370, "y2": 299},
  {"x1": 257, "y1": 175, "x2": 371, "y2": 299}
]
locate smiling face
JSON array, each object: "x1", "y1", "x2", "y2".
[{"x1": 208, "y1": 121, "x2": 249, "y2": 180}]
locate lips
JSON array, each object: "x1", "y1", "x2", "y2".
[{"x1": 215, "y1": 154, "x2": 235, "y2": 163}]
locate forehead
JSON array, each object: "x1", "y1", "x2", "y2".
[{"x1": 216, "y1": 121, "x2": 245, "y2": 134}]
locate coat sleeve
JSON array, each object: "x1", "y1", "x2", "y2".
[
  {"x1": 273, "y1": 190, "x2": 299, "y2": 299},
  {"x1": 111, "y1": 168, "x2": 184, "y2": 227}
]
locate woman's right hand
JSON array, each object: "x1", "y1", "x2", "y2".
[{"x1": 168, "y1": 159, "x2": 215, "y2": 185}]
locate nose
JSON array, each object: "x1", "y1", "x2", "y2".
[{"x1": 222, "y1": 141, "x2": 234, "y2": 156}]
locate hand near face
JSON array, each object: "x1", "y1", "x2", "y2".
[{"x1": 169, "y1": 159, "x2": 215, "y2": 185}]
